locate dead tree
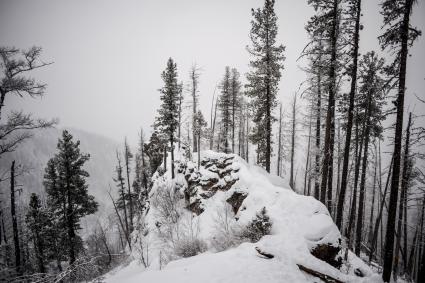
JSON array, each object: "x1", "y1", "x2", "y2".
[{"x1": 10, "y1": 161, "x2": 21, "y2": 274}]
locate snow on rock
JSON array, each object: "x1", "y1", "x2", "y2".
[{"x1": 103, "y1": 151, "x2": 378, "y2": 283}]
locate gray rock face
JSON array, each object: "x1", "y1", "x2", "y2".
[{"x1": 181, "y1": 155, "x2": 240, "y2": 215}]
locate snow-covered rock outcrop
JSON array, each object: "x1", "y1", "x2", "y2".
[{"x1": 104, "y1": 151, "x2": 379, "y2": 283}]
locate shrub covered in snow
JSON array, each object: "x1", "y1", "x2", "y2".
[
  {"x1": 175, "y1": 238, "x2": 207, "y2": 258},
  {"x1": 239, "y1": 207, "x2": 272, "y2": 243},
  {"x1": 210, "y1": 203, "x2": 244, "y2": 251}
]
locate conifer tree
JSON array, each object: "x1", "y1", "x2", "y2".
[
  {"x1": 155, "y1": 58, "x2": 180, "y2": 179},
  {"x1": 45, "y1": 130, "x2": 98, "y2": 264},
  {"x1": 189, "y1": 65, "x2": 200, "y2": 153},
  {"x1": 306, "y1": 0, "x2": 341, "y2": 213},
  {"x1": 336, "y1": 0, "x2": 362, "y2": 230},
  {"x1": 193, "y1": 110, "x2": 207, "y2": 169},
  {"x1": 218, "y1": 67, "x2": 232, "y2": 154},
  {"x1": 25, "y1": 193, "x2": 51, "y2": 273},
  {"x1": 124, "y1": 138, "x2": 134, "y2": 232},
  {"x1": 353, "y1": 51, "x2": 387, "y2": 256},
  {"x1": 114, "y1": 151, "x2": 130, "y2": 242},
  {"x1": 379, "y1": 0, "x2": 421, "y2": 280},
  {"x1": 246, "y1": 0, "x2": 285, "y2": 172},
  {"x1": 230, "y1": 68, "x2": 242, "y2": 153}
]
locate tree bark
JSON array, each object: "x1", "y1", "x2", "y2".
[
  {"x1": 290, "y1": 96, "x2": 296, "y2": 189},
  {"x1": 304, "y1": 109, "x2": 313, "y2": 195},
  {"x1": 393, "y1": 112, "x2": 412, "y2": 279},
  {"x1": 320, "y1": 0, "x2": 339, "y2": 213},
  {"x1": 346, "y1": 115, "x2": 364, "y2": 255},
  {"x1": 10, "y1": 161, "x2": 21, "y2": 274},
  {"x1": 314, "y1": 52, "x2": 322, "y2": 200},
  {"x1": 382, "y1": 1, "x2": 413, "y2": 281},
  {"x1": 369, "y1": 155, "x2": 393, "y2": 263},
  {"x1": 171, "y1": 135, "x2": 175, "y2": 179},
  {"x1": 277, "y1": 103, "x2": 283, "y2": 176},
  {"x1": 355, "y1": 89, "x2": 373, "y2": 256},
  {"x1": 125, "y1": 142, "x2": 134, "y2": 233},
  {"x1": 336, "y1": 0, "x2": 362, "y2": 231}
]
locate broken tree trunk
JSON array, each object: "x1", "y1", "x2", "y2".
[{"x1": 297, "y1": 264, "x2": 344, "y2": 283}]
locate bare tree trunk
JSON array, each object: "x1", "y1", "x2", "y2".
[
  {"x1": 171, "y1": 135, "x2": 175, "y2": 179},
  {"x1": 10, "y1": 161, "x2": 21, "y2": 274},
  {"x1": 178, "y1": 83, "x2": 183, "y2": 149},
  {"x1": 355, "y1": 89, "x2": 373, "y2": 256},
  {"x1": 290, "y1": 95, "x2": 297, "y2": 189},
  {"x1": 191, "y1": 66, "x2": 199, "y2": 153},
  {"x1": 108, "y1": 191, "x2": 131, "y2": 250},
  {"x1": 197, "y1": 133, "x2": 201, "y2": 170},
  {"x1": 314, "y1": 59, "x2": 322, "y2": 200},
  {"x1": 277, "y1": 103, "x2": 283, "y2": 176},
  {"x1": 210, "y1": 94, "x2": 218, "y2": 150},
  {"x1": 345, "y1": 116, "x2": 364, "y2": 256},
  {"x1": 335, "y1": 122, "x2": 341, "y2": 205},
  {"x1": 368, "y1": 141, "x2": 378, "y2": 247},
  {"x1": 265, "y1": 80, "x2": 271, "y2": 173},
  {"x1": 304, "y1": 107, "x2": 313, "y2": 195},
  {"x1": 382, "y1": 1, "x2": 413, "y2": 281},
  {"x1": 336, "y1": 0, "x2": 362, "y2": 230},
  {"x1": 403, "y1": 185, "x2": 408, "y2": 273},
  {"x1": 320, "y1": 0, "x2": 339, "y2": 213},
  {"x1": 369, "y1": 155, "x2": 393, "y2": 263},
  {"x1": 124, "y1": 140, "x2": 133, "y2": 233},
  {"x1": 393, "y1": 112, "x2": 412, "y2": 280},
  {"x1": 246, "y1": 116, "x2": 249, "y2": 163}
]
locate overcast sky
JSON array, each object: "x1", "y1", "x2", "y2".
[{"x1": 1, "y1": 0, "x2": 424, "y2": 146}]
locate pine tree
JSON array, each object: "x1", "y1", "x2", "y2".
[
  {"x1": 354, "y1": 51, "x2": 387, "y2": 256},
  {"x1": 145, "y1": 130, "x2": 166, "y2": 174},
  {"x1": 246, "y1": 0, "x2": 285, "y2": 172},
  {"x1": 193, "y1": 110, "x2": 207, "y2": 169},
  {"x1": 155, "y1": 58, "x2": 180, "y2": 179},
  {"x1": 114, "y1": 151, "x2": 130, "y2": 245},
  {"x1": 42, "y1": 158, "x2": 65, "y2": 271},
  {"x1": 218, "y1": 67, "x2": 232, "y2": 154},
  {"x1": 379, "y1": 0, "x2": 421, "y2": 280},
  {"x1": 189, "y1": 65, "x2": 200, "y2": 153},
  {"x1": 25, "y1": 193, "x2": 51, "y2": 273},
  {"x1": 306, "y1": 0, "x2": 341, "y2": 213},
  {"x1": 289, "y1": 94, "x2": 298, "y2": 190},
  {"x1": 10, "y1": 160, "x2": 21, "y2": 274},
  {"x1": 45, "y1": 130, "x2": 98, "y2": 264},
  {"x1": 230, "y1": 68, "x2": 242, "y2": 153},
  {"x1": 124, "y1": 138, "x2": 134, "y2": 233},
  {"x1": 133, "y1": 128, "x2": 150, "y2": 213},
  {"x1": 336, "y1": 0, "x2": 362, "y2": 230}
]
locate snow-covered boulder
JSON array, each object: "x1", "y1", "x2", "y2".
[{"x1": 104, "y1": 151, "x2": 378, "y2": 283}]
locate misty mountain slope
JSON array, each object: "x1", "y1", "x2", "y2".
[
  {"x1": 104, "y1": 151, "x2": 379, "y2": 283},
  {"x1": 0, "y1": 127, "x2": 119, "y2": 209}
]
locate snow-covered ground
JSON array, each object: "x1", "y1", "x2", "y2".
[{"x1": 103, "y1": 151, "x2": 381, "y2": 283}]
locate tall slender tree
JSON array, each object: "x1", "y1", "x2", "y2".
[
  {"x1": 380, "y1": 0, "x2": 421, "y2": 281},
  {"x1": 10, "y1": 160, "x2": 21, "y2": 274},
  {"x1": 246, "y1": 0, "x2": 285, "y2": 172},
  {"x1": 218, "y1": 67, "x2": 232, "y2": 153},
  {"x1": 336, "y1": 0, "x2": 362, "y2": 230},
  {"x1": 124, "y1": 138, "x2": 134, "y2": 233},
  {"x1": 155, "y1": 58, "x2": 180, "y2": 179},
  {"x1": 230, "y1": 68, "x2": 242, "y2": 153},
  {"x1": 189, "y1": 65, "x2": 200, "y2": 153},
  {"x1": 25, "y1": 193, "x2": 51, "y2": 273}
]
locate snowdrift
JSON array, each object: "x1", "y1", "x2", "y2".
[{"x1": 104, "y1": 151, "x2": 380, "y2": 283}]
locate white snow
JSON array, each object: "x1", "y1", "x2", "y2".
[{"x1": 103, "y1": 150, "x2": 381, "y2": 283}]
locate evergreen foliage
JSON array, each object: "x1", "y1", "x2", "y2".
[
  {"x1": 44, "y1": 130, "x2": 98, "y2": 264},
  {"x1": 246, "y1": 0, "x2": 285, "y2": 172}
]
